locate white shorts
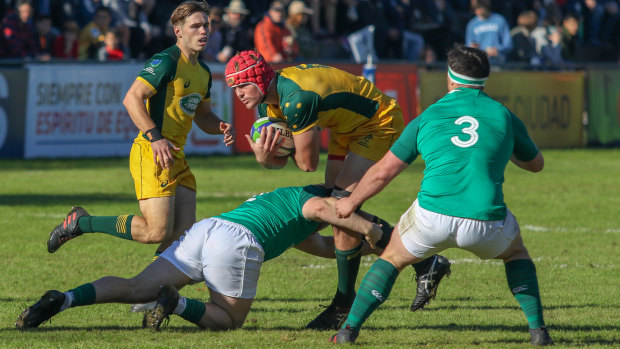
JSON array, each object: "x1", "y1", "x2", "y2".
[
  {"x1": 160, "y1": 218, "x2": 265, "y2": 299},
  {"x1": 397, "y1": 200, "x2": 519, "y2": 260}
]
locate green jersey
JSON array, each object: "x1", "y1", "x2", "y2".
[
  {"x1": 391, "y1": 88, "x2": 539, "y2": 220},
  {"x1": 214, "y1": 185, "x2": 326, "y2": 261}
]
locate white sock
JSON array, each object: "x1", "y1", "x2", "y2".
[
  {"x1": 173, "y1": 296, "x2": 187, "y2": 315},
  {"x1": 59, "y1": 291, "x2": 74, "y2": 312}
]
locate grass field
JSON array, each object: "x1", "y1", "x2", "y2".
[{"x1": 0, "y1": 150, "x2": 619, "y2": 348}]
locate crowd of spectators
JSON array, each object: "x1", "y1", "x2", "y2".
[{"x1": 1, "y1": 0, "x2": 620, "y2": 67}]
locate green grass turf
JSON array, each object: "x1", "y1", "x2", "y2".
[{"x1": 0, "y1": 150, "x2": 618, "y2": 348}]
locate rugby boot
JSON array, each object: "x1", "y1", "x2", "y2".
[
  {"x1": 47, "y1": 206, "x2": 90, "y2": 253},
  {"x1": 530, "y1": 326, "x2": 554, "y2": 346},
  {"x1": 130, "y1": 301, "x2": 157, "y2": 313},
  {"x1": 16, "y1": 290, "x2": 65, "y2": 329},
  {"x1": 142, "y1": 285, "x2": 179, "y2": 330},
  {"x1": 306, "y1": 301, "x2": 351, "y2": 330},
  {"x1": 329, "y1": 325, "x2": 359, "y2": 344},
  {"x1": 410, "y1": 254, "x2": 451, "y2": 311}
]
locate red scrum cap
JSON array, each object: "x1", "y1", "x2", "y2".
[{"x1": 225, "y1": 50, "x2": 275, "y2": 96}]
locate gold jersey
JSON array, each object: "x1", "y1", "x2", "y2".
[{"x1": 135, "y1": 45, "x2": 212, "y2": 157}]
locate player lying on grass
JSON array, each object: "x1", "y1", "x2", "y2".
[{"x1": 16, "y1": 184, "x2": 449, "y2": 331}]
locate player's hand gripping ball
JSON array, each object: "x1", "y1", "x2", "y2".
[{"x1": 250, "y1": 117, "x2": 295, "y2": 157}]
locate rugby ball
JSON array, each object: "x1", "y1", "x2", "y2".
[{"x1": 250, "y1": 117, "x2": 295, "y2": 157}]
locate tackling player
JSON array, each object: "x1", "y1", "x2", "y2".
[
  {"x1": 46, "y1": 2, "x2": 234, "y2": 261},
  {"x1": 225, "y1": 50, "x2": 450, "y2": 329},
  {"x1": 18, "y1": 184, "x2": 385, "y2": 331},
  {"x1": 331, "y1": 44, "x2": 552, "y2": 346}
]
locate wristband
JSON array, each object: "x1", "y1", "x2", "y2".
[{"x1": 145, "y1": 127, "x2": 163, "y2": 142}]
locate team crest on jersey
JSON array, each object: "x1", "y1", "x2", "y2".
[{"x1": 179, "y1": 93, "x2": 202, "y2": 115}]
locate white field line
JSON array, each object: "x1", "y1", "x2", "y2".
[
  {"x1": 303, "y1": 256, "x2": 616, "y2": 269},
  {"x1": 523, "y1": 225, "x2": 620, "y2": 233}
]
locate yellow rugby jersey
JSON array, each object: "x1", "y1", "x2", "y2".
[
  {"x1": 258, "y1": 64, "x2": 398, "y2": 135},
  {"x1": 135, "y1": 45, "x2": 212, "y2": 156}
]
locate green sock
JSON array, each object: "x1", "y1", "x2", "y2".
[
  {"x1": 334, "y1": 243, "x2": 363, "y2": 306},
  {"x1": 343, "y1": 258, "x2": 399, "y2": 330},
  {"x1": 68, "y1": 283, "x2": 96, "y2": 307},
  {"x1": 179, "y1": 298, "x2": 206, "y2": 324},
  {"x1": 372, "y1": 216, "x2": 393, "y2": 249},
  {"x1": 78, "y1": 215, "x2": 134, "y2": 240},
  {"x1": 152, "y1": 251, "x2": 161, "y2": 261},
  {"x1": 505, "y1": 259, "x2": 545, "y2": 329}
]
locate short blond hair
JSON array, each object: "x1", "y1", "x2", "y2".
[{"x1": 170, "y1": 1, "x2": 210, "y2": 27}]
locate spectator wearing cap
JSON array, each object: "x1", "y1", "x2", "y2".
[
  {"x1": 254, "y1": 0, "x2": 298, "y2": 63},
  {"x1": 0, "y1": 0, "x2": 39, "y2": 59},
  {"x1": 285, "y1": 0, "x2": 319, "y2": 60},
  {"x1": 218, "y1": 0, "x2": 254, "y2": 63},
  {"x1": 465, "y1": 0, "x2": 513, "y2": 65}
]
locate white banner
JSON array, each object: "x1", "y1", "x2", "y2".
[{"x1": 24, "y1": 63, "x2": 232, "y2": 158}]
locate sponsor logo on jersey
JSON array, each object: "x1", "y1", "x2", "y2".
[
  {"x1": 143, "y1": 67, "x2": 156, "y2": 75},
  {"x1": 179, "y1": 93, "x2": 202, "y2": 115},
  {"x1": 161, "y1": 180, "x2": 169, "y2": 188},
  {"x1": 184, "y1": 79, "x2": 190, "y2": 88}
]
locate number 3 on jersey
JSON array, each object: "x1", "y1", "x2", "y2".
[{"x1": 451, "y1": 116, "x2": 479, "y2": 148}]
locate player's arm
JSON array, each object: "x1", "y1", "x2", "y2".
[
  {"x1": 245, "y1": 126, "x2": 289, "y2": 169},
  {"x1": 290, "y1": 127, "x2": 320, "y2": 172},
  {"x1": 294, "y1": 232, "x2": 336, "y2": 258},
  {"x1": 123, "y1": 79, "x2": 156, "y2": 132},
  {"x1": 335, "y1": 151, "x2": 409, "y2": 218},
  {"x1": 511, "y1": 152, "x2": 544, "y2": 173},
  {"x1": 302, "y1": 196, "x2": 382, "y2": 248},
  {"x1": 510, "y1": 111, "x2": 544, "y2": 173},
  {"x1": 123, "y1": 79, "x2": 178, "y2": 169},
  {"x1": 294, "y1": 232, "x2": 381, "y2": 258},
  {"x1": 194, "y1": 100, "x2": 234, "y2": 146}
]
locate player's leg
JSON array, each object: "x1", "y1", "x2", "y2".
[
  {"x1": 494, "y1": 228, "x2": 552, "y2": 345},
  {"x1": 330, "y1": 154, "x2": 440, "y2": 304},
  {"x1": 157, "y1": 184, "x2": 196, "y2": 254},
  {"x1": 197, "y1": 289, "x2": 253, "y2": 329},
  {"x1": 331, "y1": 152, "x2": 375, "y2": 302},
  {"x1": 305, "y1": 153, "x2": 369, "y2": 330},
  {"x1": 332, "y1": 200, "x2": 456, "y2": 343},
  {"x1": 332, "y1": 225, "x2": 422, "y2": 343},
  {"x1": 134, "y1": 196, "x2": 175, "y2": 245},
  {"x1": 47, "y1": 141, "x2": 180, "y2": 253},
  {"x1": 456, "y1": 209, "x2": 551, "y2": 346},
  {"x1": 144, "y1": 218, "x2": 264, "y2": 330},
  {"x1": 15, "y1": 257, "x2": 191, "y2": 329}
]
